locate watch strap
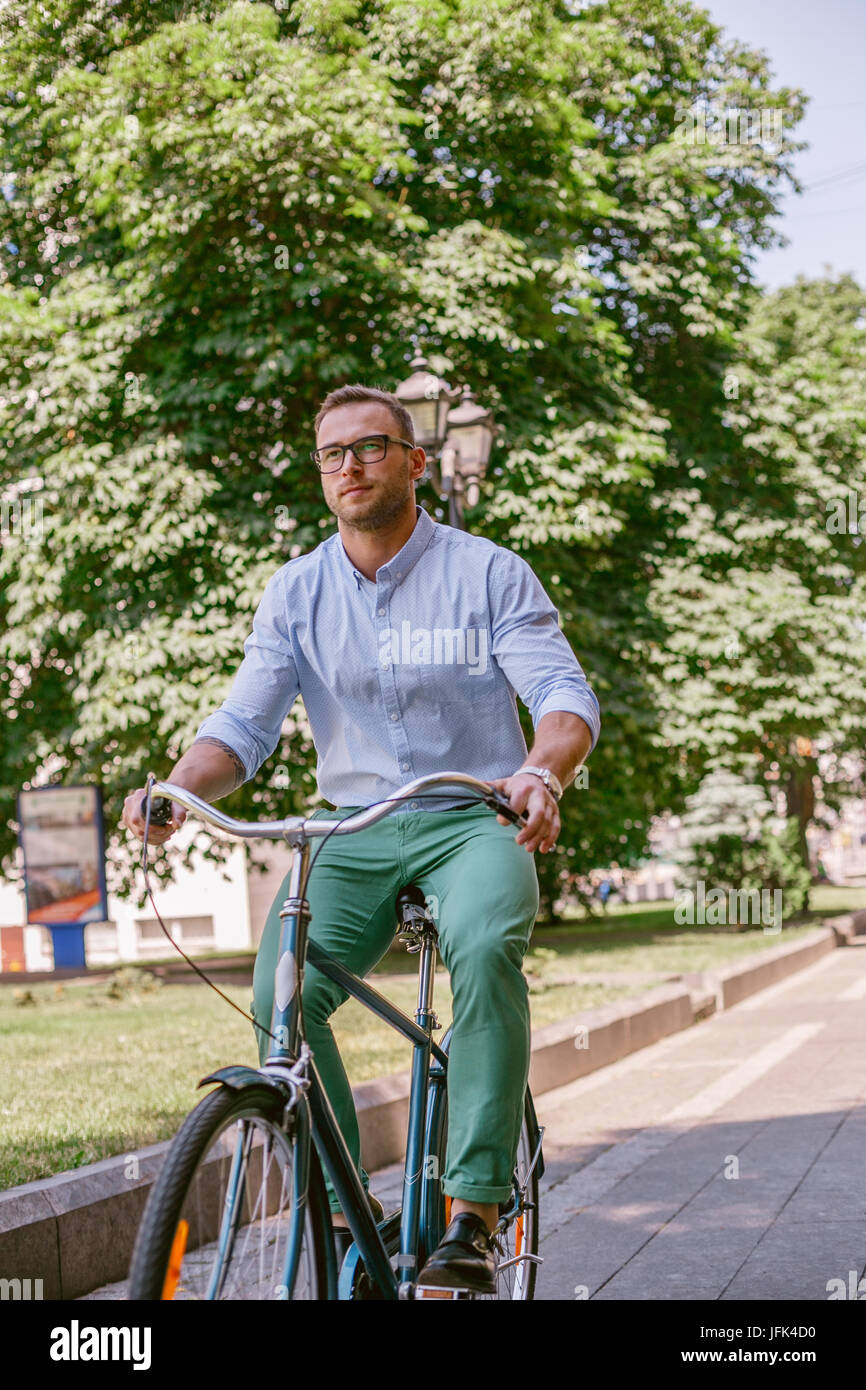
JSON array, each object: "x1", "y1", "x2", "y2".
[{"x1": 520, "y1": 766, "x2": 563, "y2": 800}]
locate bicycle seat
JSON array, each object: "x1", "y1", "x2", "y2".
[{"x1": 394, "y1": 882, "x2": 428, "y2": 925}]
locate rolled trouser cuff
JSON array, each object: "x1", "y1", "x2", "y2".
[{"x1": 441, "y1": 1182, "x2": 515, "y2": 1203}]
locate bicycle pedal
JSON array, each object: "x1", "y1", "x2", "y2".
[{"x1": 413, "y1": 1284, "x2": 478, "y2": 1300}]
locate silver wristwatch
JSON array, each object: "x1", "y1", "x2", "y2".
[{"x1": 520, "y1": 766, "x2": 563, "y2": 801}]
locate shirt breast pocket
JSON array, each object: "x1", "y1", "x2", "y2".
[{"x1": 404, "y1": 637, "x2": 498, "y2": 712}]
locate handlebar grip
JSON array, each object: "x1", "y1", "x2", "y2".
[{"x1": 141, "y1": 795, "x2": 174, "y2": 827}]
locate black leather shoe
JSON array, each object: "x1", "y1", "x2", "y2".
[{"x1": 415, "y1": 1212, "x2": 497, "y2": 1295}]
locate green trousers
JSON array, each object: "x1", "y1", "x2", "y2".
[{"x1": 251, "y1": 803, "x2": 540, "y2": 1212}]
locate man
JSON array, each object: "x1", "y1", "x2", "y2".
[{"x1": 122, "y1": 382, "x2": 600, "y2": 1293}]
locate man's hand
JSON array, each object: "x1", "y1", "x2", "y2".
[
  {"x1": 121, "y1": 786, "x2": 187, "y2": 845},
  {"x1": 120, "y1": 740, "x2": 246, "y2": 847},
  {"x1": 489, "y1": 772, "x2": 560, "y2": 854}
]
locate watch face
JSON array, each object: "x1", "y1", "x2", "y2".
[{"x1": 544, "y1": 769, "x2": 562, "y2": 799}]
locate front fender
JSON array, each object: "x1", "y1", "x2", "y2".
[{"x1": 197, "y1": 1064, "x2": 288, "y2": 1095}]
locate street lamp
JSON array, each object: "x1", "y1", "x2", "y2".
[
  {"x1": 442, "y1": 385, "x2": 495, "y2": 512},
  {"x1": 393, "y1": 355, "x2": 456, "y2": 458},
  {"x1": 394, "y1": 355, "x2": 495, "y2": 530}
]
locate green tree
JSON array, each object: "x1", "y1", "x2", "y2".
[
  {"x1": 674, "y1": 770, "x2": 810, "y2": 921},
  {"x1": 648, "y1": 274, "x2": 866, "y2": 869},
  {"x1": 0, "y1": 0, "x2": 804, "y2": 911}
]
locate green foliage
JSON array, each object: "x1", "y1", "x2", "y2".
[
  {"x1": 684, "y1": 823, "x2": 810, "y2": 922},
  {"x1": 648, "y1": 274, "x2": 866, "y2": 862},
  {"x1": 0, "y1": 0, "x2": 831, "y2": 912},
  {"x1": 676, "y1": 770, "x2": 811, "y2": 920},
  {"x1": 674, "y1": 768, "x2": 776, "y2": 848}
]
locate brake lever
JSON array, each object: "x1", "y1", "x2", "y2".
[{"x1": 485, "y1": 790, "x2": 529, "y2": 829}]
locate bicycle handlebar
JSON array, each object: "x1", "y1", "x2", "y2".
[{"x1": 141, "y1": 772, "x2": 528, "y2": 840}]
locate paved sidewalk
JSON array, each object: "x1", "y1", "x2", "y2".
[
  {"x1": 371, "y1": 938, "x2": 866, "y2": 1300},
  {"x1": 530, "y1": 937, "x2": 866, "y2": 1300},
  {"x1": 83, "y1": 938, "x2": 866, "y2": 1301}
]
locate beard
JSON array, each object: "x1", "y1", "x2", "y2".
[{"x1": 328, "y1": 463, "x2": 414, "y2": 532}]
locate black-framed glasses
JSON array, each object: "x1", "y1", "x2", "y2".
[{"x1": 311, "y1": 433, "x2": 415, "y2": 474}]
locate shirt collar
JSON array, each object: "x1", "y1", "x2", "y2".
[{"x1": 332, "y1": 505, "x2": 436, "y2": 590}]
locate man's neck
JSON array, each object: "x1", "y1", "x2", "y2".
[{"x1": 338, "y1": 504, "x2": 419, "y2": 581}]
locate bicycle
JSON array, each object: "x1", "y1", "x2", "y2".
[{"x1": 126, "y1": 772, "x2": 545, "y2": 1301}]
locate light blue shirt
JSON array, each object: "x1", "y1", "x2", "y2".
[{"x1": 196, "y1": 505, "x2": 600, "y2": 812}]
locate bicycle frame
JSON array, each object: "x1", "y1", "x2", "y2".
[
  {"x1": 199, "y1": 824, "x2": 450, "y2": 1300},
  {"x1": 146, "y1": 774, "x2": 540, "y2": 1301}
]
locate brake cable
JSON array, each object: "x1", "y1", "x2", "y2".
[{"x1": 138, "y1": 784, "x2": 519, "y2": 1049}]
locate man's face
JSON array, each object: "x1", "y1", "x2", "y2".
[{"x1": 316, "y1": 401, "x2": 426, "y2": 533}]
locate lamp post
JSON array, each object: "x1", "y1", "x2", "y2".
[{"x1": 394, "y1": 355, "x2": 495, "y2": 531}]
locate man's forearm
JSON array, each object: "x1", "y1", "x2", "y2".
[
  {"x1": 166, "y1": 737, "x2": 247, "y2": 802},
  {"x1": 519, "y1": 711, "x2": 593, "y2": 793}
]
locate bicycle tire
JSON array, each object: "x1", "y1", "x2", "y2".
[
  {"x1": 424, "y1": 1083, "x2": 541, "y2": 1300},
  {"x1": 127, "y1": 1083, "x2": 332, "y2": 1300}
]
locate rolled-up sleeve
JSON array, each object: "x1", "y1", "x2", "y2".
[
  {"x1": 195, "y1": 568, "x2": 301, "y2": 781},
  {"x1": 488, "y1": 547, "x2": 601, "y2": 750}
]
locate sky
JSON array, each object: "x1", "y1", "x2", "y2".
[{"x1": 703, "y1": 0, "x2": 866, "y2": 290}]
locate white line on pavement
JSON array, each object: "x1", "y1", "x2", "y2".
[
  {"x1": 661, "y1": 1024, "x2": 824, "y2": 1121},
  {"x1": 541, "y1": 1024, "x2": 824, "y2": 1235}
]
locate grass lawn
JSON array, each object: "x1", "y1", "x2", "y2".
[{"x1": 1, "y1": 884, "x2": 861, "y2": 1189}]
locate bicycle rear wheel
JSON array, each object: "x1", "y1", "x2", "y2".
[
  {"x1": 128, "y1": 1083, "x2": 331, "y2": 1300},
  {"x1": 424, "y1": 1085, "x2": 541, "y2": 1301},
  {"x1": 485, "y1": 1105, "x2": 540, "y2": 1301}
]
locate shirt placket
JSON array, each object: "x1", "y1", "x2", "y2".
[{"x1": 368, "y1": 564, "x2": 418, "y2": 810}]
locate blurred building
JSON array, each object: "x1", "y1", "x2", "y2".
[
  {"x1": 807, "y1": 800, "x2": 866, "y2": 884},
  {"x1": 0, "y1": 829, "x2": 296, "y2": 973}
]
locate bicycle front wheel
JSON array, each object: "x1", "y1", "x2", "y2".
[{"x1": 128, "y1": 1083, "x2": 331, "y2": 1300}]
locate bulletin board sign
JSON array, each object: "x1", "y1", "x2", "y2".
[{"x1": 17, "y1": 784, "x2": 109, "y2": 927}]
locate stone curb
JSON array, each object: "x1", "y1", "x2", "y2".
[
  {"x1": 827, "y1": 909, "x2": 866, "y2": 945},
  {"x1": 703, "y1": 926, "x2": 838, "y2": 1010},
  {"x1": 0, "y1": 917, "x2": 861, "y2": 1298}
]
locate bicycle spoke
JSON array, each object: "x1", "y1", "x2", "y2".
[{"x1": 158, "y1": 1110, "x2": 317, "y2": 1300}]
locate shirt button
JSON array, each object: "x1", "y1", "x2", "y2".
[
  {"x1": 391, "y1": 713, "x2": 399, "y2": 722},
  {"x1": 381, "y1": 658, "x2": 391, "y2": 669},
  {"x1": 410, "y1": 801, "x2": 419, "y2": 810},
  {"x1": 395, "y1": 571, "x2": 402, "y2": 579},
  {"x1": 401, "y1": 762, "x2": 410, "y2": 772},
  {"x1": 377, "y1": 607, "x2": 385, "y2": 616}
]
